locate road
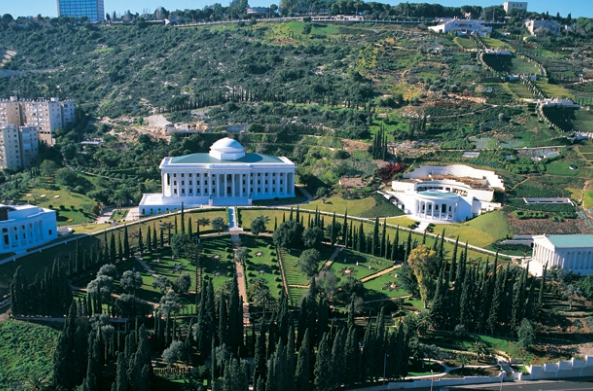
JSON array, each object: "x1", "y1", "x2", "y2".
[{"x1": 408, "y1": 379, "x2": 593, "y2": 391}]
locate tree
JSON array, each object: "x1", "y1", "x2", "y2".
[
  {"x1": 212, "y1": 216, "x2": 227, "y2": 233},
  {"x1": 170, "y1": 234, "x2": 199, "y2": 259},
  {"x1": 162, "y1": 340, "x2": 185, "y2": 367},
  {"x1": 158, "y1": 290, "x2": 180, "y2": 317},
  {"x1": 40, "y1": 160, "x2": 59, "y2": 177},
  {"x1": 152, "y1": 275, "x2": 171, "y2": 294},
  {"x1": 120, "y1": 270, "x2": 143, "y2": 293},
  {"x1": 302, "y1": 226, "x2": 323, "y2": 249},
  {"x1": 251, "y1": 216, "x2": 267, "y2": 237},
  {"x1": 297, "y1": 249, "x2": 321, "y2": 278},
  {"x1": 236, "y1": 247, "x2": 249, "y2": 264},
  {"x1": 273, "y1": 220, "x2": 304, "y2": 249},
  {"x1": 563, "y1": 284, "x2": 582, "y2": 310},
  {"x1": 87, "y1": 274, "x2": 113, "y2": 300},
  {"x1": 407, "y1": 245, "x2": 440, "y2": 308},
  {"x1": 517, "y1": 319, "x2": 536, "y2": 349},
  {"x1": 314, "y1": 332, "x2": 332, "y2": 391},
  {"x1": 172, "y1": 272, "x2": 192, "y2": 294}
]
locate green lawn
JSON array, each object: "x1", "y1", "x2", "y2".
[
  {"x1": 240, "y1": 235, "x2": 283, "y2": 300},
  {"x1": 304, "y1": 196, "x2": 378, "y2": 216},
  {"x1": 363, "y1": 272, "x2": 411, "y2": 300},
  {"x1": 482, "y1": 37, "x2": 511, "y2": 49},
  {"x1": 584, "y1": 190, "x2": 593, "y2": 208},
  {"x1": 503, "y1": 82, "x2": 534, "y2": 100},
  {"x1": 18, "y1": 187, "x2": 96, "y2": 226},
  {"x1": 110, "y1": 209, "x2": 129, "y2": 220},
  {"x1": 198, "y1": 236, "x2": 236, "y2": 293},
  {"x1": 327, "y1": 249, "x2": 393, "y2": 284},
  {"x1": 0, "y1": 321, "x2": 59, "y2": 388},
  {"x1": 572, "y1": 109, "x2": 593, "y2": 133},
  {"x1": 508, "y1": 56, "x2": 539, "y2": 75},
  {"x1": 536, "y1": 82, "x2": 574, "y2": 99},
  {"x1": 454, "y1": 36, "x2": 478, "y2": 49},
  {"x1": 430, "y1": 211, "x2": 515, "y2": 248}
]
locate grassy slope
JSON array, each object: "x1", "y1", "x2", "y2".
[
  {"x1": 430, "y1": 211, "x2": 515, "y2": 248},
  {"x1": 0, "y1": 321, "x2": 59, "y2": 388}
]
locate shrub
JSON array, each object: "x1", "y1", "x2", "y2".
[
  {"x1": 248, "y1": 272, "x2": 255, "y2": 277},
  {"x1": 267, "y1": 244, "x2": 274, "y2": 249},
  {"x1": 271, "y1": 258, "x2": 277, "y2": 262},
  {"x1": 270, "y1": 251, "x2": 276, "y2": 256},
  {"x1": 275, "y1": 277, "x2": 282, "y2": 282},
  {"x1": 227, "y1": 254, "x2": 234, "y2": 259},
  {"x1": 276, "y1": 283, "x2": 283, "y2": 289}
]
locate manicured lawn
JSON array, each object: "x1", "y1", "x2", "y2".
[
  {"x1": 482, "y1": 37, "x2": 511, "y2": 49},
  {"x1": 17, "y1": 187, "x2": 96, "y2": 226},
  {"x1": 240, "y1": 235, "x2": 283, "y2": 300},
  {"x1": 327, "y1": 249, "x2": 393, "y2": 284},
  {"x1": 454, "y1": 36, "x2": 478, "y2": 49},
  {"x1": 504, "y1": 82, "x2": 533, "y2": 100},
  {"x1": 110, "y1": 209, "x2": 129, "y2": 220},
  {"x1": 544, "y1": 159, "x2": 590, "y2": 177},
  {"x1": 363, "y1": 272, "x2": 411, "y2": 300},
  {"x1": 198, "y1": 236, "x2": 235, "y2": 293},
  {"x1": 385, "y1": 216, "x2": 419, "y2": 228},
  {"x1": 288, "y1": 286, "x2": 308, "y2": 305},
  {"x1": 508, "y1": 57, "x2": 538, "y2": 75},
  {"x1": 430, "y1": 211, "x2": 515, "y2": 248},
  {"x1": 536, "y1": 82, "x2": 574, "y2": 99},
  {"x1": 584, "y1": 190, "x2": 593, "y2": 208},
  {"x1": 304, "y1": 196, "x2": 378, "y2": 216},
  {"x1": 239, "y1": 209, "x2": 289, "y2": 232},
  {"x1": 280, "y1": 245, "x2": 335, "y2": 287},
  {"x1": 0, "y1": 321, "x2": 59, "y2": 389}
]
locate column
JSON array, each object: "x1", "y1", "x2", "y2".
[{"x1": 232, "y1": 174, "x2": 236, "y2": 197}]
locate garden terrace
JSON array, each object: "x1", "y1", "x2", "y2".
[{"x1": 240, "y1": 235, "x2": 283, "y2": 300}]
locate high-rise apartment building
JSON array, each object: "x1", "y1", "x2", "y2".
[
  {"x1": 0, "y1": 125, "x2": 39, "y2": 170},
  {"x1": 57, "y1": 0, "x2": 105, "y2": 23},
  {"x1": 0, "y1": 97, "x2": 76, "y2": 145}
]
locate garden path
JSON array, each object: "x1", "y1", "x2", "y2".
[
  {"x1": 289, "y1": 245, "x2": 344, "y2": 289},
  {"x1": 359, "y1": 264, "x2": 400, "y2": 283},
  {"x1": 231, "y1": 234, "x2": 250, "y2": 325}
]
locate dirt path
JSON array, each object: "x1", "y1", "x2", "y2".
[
  {"x1": 232, "y1": 234, "x2": 250, "y2": 325},
  {"x1": 360, "y1": 264, "x2": 400, "y2": 283}
]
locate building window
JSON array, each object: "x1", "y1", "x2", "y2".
[
  {"x1": 181, "y1": 173, "x2": 184, "y2": 177},
  {"x1": 189, "y1": 181, "x2": 192, "y2": 185},
  {"x1": 49, "y1": 229, "x2": 53, "y2": 235},
  {"x1": 174, "y1": 181, "x2": 177, "y2": 186},
  {"x1": 272, "y1": 180, "x2": 276, "y2": 184},
  {"x1": 189, "y1": 173, "x2": 192, "y2": 177},
  {"x1": 173, "y1": 174, "x2": 177, "y2": 177},
  {"x1": 182, "y1": 181, "x2": 185, "y2": 185},
  {"x1": 258, "y1": 188, "x2": 261, "y2": 193},
  {"x1": 174, "y1": 189, "x2": 177, "y2": 194},
  {"x1": 258, "y1": 180, "x2": 261, "y2": 184},
  {"x1": 265, "y1": 188, "x2": 268, "y2": 192},
  {"x1": 265, "y1": 180, "x2": 268, "y2": 185}
]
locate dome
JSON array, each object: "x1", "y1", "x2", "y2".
[{"x1": 209, "y1": 137, "x2": 246, "y2": 160}]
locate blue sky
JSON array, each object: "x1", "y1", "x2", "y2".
[{"x1": 4, "y1": 0, "x2": 592, "y2": 19}]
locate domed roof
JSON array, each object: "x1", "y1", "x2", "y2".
[
  {"x1": 211, "y1": 137, "x2": 244, "y2": 151},
  {"x1": 209, "y1": 137, "x2": 246, "y2": 160}
]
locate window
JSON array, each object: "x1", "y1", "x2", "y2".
[
  {"x1": 258, "y1": 180, "x2": 261, "y2": 185},
  {"x1": 174, "y1": 189, "x2": 177, "y2": 194},
  {"x1": 181, "y1": 173, "x2": 184, "y2": 177},
  {"x1": 265, "y1": 180, "x2": 268, "y2": 185},
  {"x1": 174, "y1": 181, "x2": 177, "y2": 186},
  {"x1": 189, "y1": 181, "x2": 192, "y2": 185},
  {"x1": 280, "y1": 180, "x2": 283, "y2": 184},
  {"x1": 258, "y1": 188, "x2": 261, "y2": 193},
  {"x1": 272, "y1": 180, "x2": 276, "y2": 184},
  {"x1": 182, "y1": 181, "x2": 185, "y2": 185},
  {"x1": 265, "y1": 188, "x2": 268, "y2": 192},
  {"x1": 49, "y1": 229, "x2": 53, "y2": 235},
  {"x1": 189, "y1": 173, "x2": 192, "y2": 177},
  {"x1": 173, "y1": 174, "x2": 177, "y2": 177}
]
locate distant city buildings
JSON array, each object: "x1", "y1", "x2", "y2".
[
  {"x1": 0, "y1": 125, "x2": 38, "y2": 170},
  {"x1": 57, "y1": 0, "x2": 105, "y2": 22},
  {"x1": 0, "y1": 96, "x2": 76, "y2": 146},
  {"x1": 429, "y1": 18, "x2": 492, "y2": 36},
  {"x1": 503, "y1": 2, "x2": 528, "y2": 13},
  {"x1": 525, "y1": 19, "x2": 560, "y2": 36}
]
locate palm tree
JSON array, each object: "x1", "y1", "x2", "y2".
[
  {"x1": 236, "y1": 247, "x2": 249, "y2": 264},
  {"x1": 22, "y1": 374, "x2": 50, "y2": 391},
  {"x1": 248, "y1": 278, "x2": 272, "y2": 319},
  {"x1": 457, "y1": 354, "x2": 470, "y2": 376},
  {"x1": 416, "y1": 309, "x2": 433, "y2": 337}
]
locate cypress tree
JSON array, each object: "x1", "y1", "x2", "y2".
[
  {"x1": 294, "y1": 329, "x2": 310, "y2": 391},
  {"x1": 358, "y1": 222, "x2": 365, "y2": 254},
  {"x1": 330, "y1": 212, "x2": 336, "y2": 246},
  {"x1": 289, "y1": 207, "x2": 294, "y2": 221},
  {"x1": 438, "y1": 229, "x2": 445, "y2": 259},
  {"x1": 361, "y1": 321, "x2": 375, "y2": 381},
  {"x1": 348, "y1": 219, "x2": 353, "y2": 249},
  {"x1": 253, "y1": 323, "x2": 267, "y2": 385},
  {"x1": 112, "y1": 353, "x2": 127, "y2": 391},
  {"x1": 123, "y1": 225, "x2": 130, "y2": 259},
  {"x1": 174, "y1": 215, "x2": 178, "y2": 235},
  {"x1": 330, "y1": 327, "x2": 346, "y2": 388},
  {"x1": 160, "y1": 228, "x2": 164, "y2": 248},
  {"x1": 380, "y1": 218, "x2": 387, "y2": 257},
  {"x1": 314, "y1": 332, "x2": 332, "y2": 391},
  {"x1": 538, "y1": 262, "x2": 547, "y2": 310},
  {"x1": 342, "y1": 209, "x2": 348, "y2": 244},
  {"x1": 449, "y1": 237, "x2": 459, "y2": 282},
  {"x1": 109, "y1": 233, "x2": 116, "y2": 263},
  {"x1": 405, "y1": 231, "x2": 412, "y2": 262},
  {"x1": 181, "y1": 202, "x2": 185, "y2": 235},
  {"x1": 274, "y1": 216, "x2": 278, "y2": 231},
  {"x1": 487, "y1": 266, "x2": 505, "y2": 335},
  {"x1": 188, "y1": 217, "x2": 193, "y2": 238},
  {"x1": 138, "y1": 228, "x2": 143, "y2": 255},
  {"x1": 296, "y1": 206, "x2": 300, "y2": 222},
  {"x1": 372, "y1": 217, "x2": 380, "y2": 256},
  {"x1": 344, "y1": 325, "x2": 360, "y2": 386}
]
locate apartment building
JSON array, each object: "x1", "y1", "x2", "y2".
[
  {"x1": 0, "y1": 125, "x2": 39, "y2": 170},
  {"x1": 503, "y1": 2, "x2": 528, "y2": 13},
  {"x1": 0, "y1": 97, "x2": 76, "y2": 145}
]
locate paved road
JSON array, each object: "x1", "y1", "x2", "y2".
[{"x1": 408, "y1": 379, "x2": 593, "y2": 391}]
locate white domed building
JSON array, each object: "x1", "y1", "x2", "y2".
[
  {"x1": 0, "y1": 204, "x2": 57, "y2": 255},
  {"x1": 389, "y1": 165, "x2": 504, "y2": 222},
  {"x1": 139, "y1": 137, "x2": 296, "y2": 215}
]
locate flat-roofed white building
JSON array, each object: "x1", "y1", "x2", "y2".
[
  {"x1": 139, "y1": 137, "x2": 296, "y2": 215},
  {"x1": 0, "y1": 204, "x2": 57, "y2": 254},
  {"x1": 389, "y1": 165, "x2": 504, "y2": 222},
  {"x1": 503, "y1": 2, "x2": 528, "y2": 13},
  {"x1": 530, "y1": 234, "x2": 593, "y2": 276},
  {"x1": 429, "y1": 18, "x2": 492, "y2": 36}
]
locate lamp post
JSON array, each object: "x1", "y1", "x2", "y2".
[
  {"x1": 383, "y1": 353, "x2": 389, "y2": 390},
  {"x1": 430, "y1": 370, "x2": 434, "y2": 391},
  {"x1": 500, "y1": 368, "x2": 504, "y2": 391}
]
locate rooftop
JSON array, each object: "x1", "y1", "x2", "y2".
[
  {"x1": 544, "y1": 235, "x2": 593, "y2": 248},
  {"x1": 170, "y1": 153, "x2": 284, "y2": 164},
  {"x1": 418, "y1": 191, "x2": 460, "y2": 198}
]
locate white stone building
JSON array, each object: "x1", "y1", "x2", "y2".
[
  {"x1": 503, "y1": 2, "x2": 528, "y2": 13},
  {"x1": 389, "y1": 165, "x2": 504, "y2": 222},
  {"x1": 0, "y1": 204, "x2": 57, "y2": 254},
  {"x1": 0, "y1": 125, "x2": 39, "y2": 170},
  {"x1": 530, "y1": 234, "x2": 593, "y2": 276},
  {"x1": 429, "y1": 18, "x2": 492, "y2": 36},
  {"x1": 525, "y1": 19, "x2": 560, "y2": 36},
  {"x1": 139, "y1": 137, "x2": 296, "y2": 215},
  {"x1": 0, "y1": 97, "x2": 76, "y2": 145}
]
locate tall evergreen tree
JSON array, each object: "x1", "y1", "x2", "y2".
[
  {"x1": 124, "y1": 225, "x2": 130, "y2": 259},
  {"x1": 449, "y1": 237, "x2": 459, "y2": 282},
  {"x1": 138, "y1": 228, "x2": 144, "y2": 255},
  {"x1": 372, "y1": 217, "x2": 380, "y2": 256},
  {"x1": 314, "y1": 332, "x2": 332, "y2": 391},
  {"x1": 181, "y1": 202, "x2": 185, "y2": 235},
  {"x1": 295, "y1": 329, "x2": 310, "y2": 391},
  {"x1": 109, "y1": 233, "x2": 116, "y2": 263},
  {"x1": 380, "y1": 218, "x2": 387, "y2": 257}
]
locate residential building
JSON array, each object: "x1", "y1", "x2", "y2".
[
  {"x1": 389, "y1": 165, "x2": 504, "y2": 222},
  {"x1": 0, "y1": 204, "x2": 57, "y2": 254},
  {"x1": 503, "y1": 2, "x2": 528, "y2": 13},
  {"x1": 525, "y1": 19, "x2": 560, "y2": 36},
  {"x1": 57, "y1": 0, "x2": 105, "y2": 22},
  {"x1": 139, "y1": 137, "x2": 297, "y2": 215},
  {"x1": 0, "y1": 125, "x2": 39, "y2": 170},
  {"x1": 0, "y1": 97, "x2": 76, "y2": 145},
  {"x1": 429, "y1": 18, "x2": 492, "y2": 36},
  {"x1": 530, "y1": 234, "x2": 593, "y2": 276}
]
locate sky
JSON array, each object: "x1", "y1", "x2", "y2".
[{"x1": 4, "y1": 0, "x2": 593, "y2": 19}]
